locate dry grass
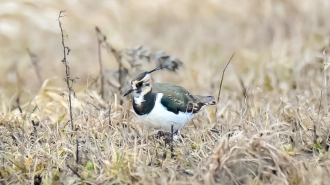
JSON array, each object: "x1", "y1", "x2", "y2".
[{"x1": 1, "y1": 0, "x2": 330, "y2": 184}]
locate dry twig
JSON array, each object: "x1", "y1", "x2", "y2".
[
  {"x1": 58, "y1": 10, "x2": 79, "y2": 164},
  {"x1": 216, "y1": 53, "x2": 235, "y2": 117}
]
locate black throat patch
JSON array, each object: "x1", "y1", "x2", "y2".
[{"x1": 133, "y1": 91, "x2": 156, "y2": 115}]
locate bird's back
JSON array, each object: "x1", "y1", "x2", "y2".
[{"x1": 152, "y1": 83, "x2": 216, "y2": 114}]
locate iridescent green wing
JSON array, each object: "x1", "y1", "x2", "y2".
[{"x1": 153, "y1": 83, "x2": 202, "y2": 114}]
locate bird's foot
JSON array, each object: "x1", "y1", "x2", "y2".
[
  {"x1": 154, "y1": 127, "x2": 179, "y2": 159},
  {"x1": 156, "y1": 131, "x2": 179, "y2": 143},
  {"x1": 156, "y1": 130, "x2": 166, "y2": 139}
]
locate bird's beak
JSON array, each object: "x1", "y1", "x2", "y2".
[{"x1": 123, "y1": 88, "x2": 134, "y2": 97}]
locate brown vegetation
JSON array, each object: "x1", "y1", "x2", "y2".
[{"x1": 0, "y1": 0, "x2": 330, "y2": 184}]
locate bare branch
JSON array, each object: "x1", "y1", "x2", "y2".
[
  {"x1": 58, "y1": 10, "x2": 74, "y2": 131},
  {"x1": 27, "y1": 48, "x2": 42, "y2": 85},
  {"x1": 95, "y1": 26, "x2": 105, "y2": 98},
  {"x1": 58, "y1": 10, "x2": 79, "y2": 165}
]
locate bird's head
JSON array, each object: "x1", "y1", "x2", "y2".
[{"x1": 123, "y1": 66, "x2": 166, "y2": 97}]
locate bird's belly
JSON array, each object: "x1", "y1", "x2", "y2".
[
  {"x1": 136, "y1": 95, "x2": 194, "y2": 132},
  {"x1": 137, "y1": 110, "x2": 193, "y2": 132}
]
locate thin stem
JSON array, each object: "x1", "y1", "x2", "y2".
[
  {"x1": 216, "y1": 53, "x2": 235, "y2": 118},
  {"x1": 58, "y1": 11, "x2": 74, "y2": 131}
]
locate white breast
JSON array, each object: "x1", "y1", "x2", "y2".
[{"x1": 135, "y1": 93, "x2": 194, "y2": 132}]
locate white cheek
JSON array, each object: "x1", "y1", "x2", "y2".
[{"x1": 134, "y1": 93, "x2": 145, "y2": 105}]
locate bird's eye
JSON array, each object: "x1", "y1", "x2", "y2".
[{"x1": 136, "y1": 82, "x2": 142, "y2": 88}]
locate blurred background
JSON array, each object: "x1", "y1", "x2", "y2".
[{"x1": 0, "y1": 0, "x2": 329, "y2": 105}]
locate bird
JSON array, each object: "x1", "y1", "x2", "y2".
[{"x1": 123, "y1": 66, "x2": 216, "y2": 134}]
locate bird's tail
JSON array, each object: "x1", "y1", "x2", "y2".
[{"x1": 194, "y1": 95, "x2": 216, "y2": 105}]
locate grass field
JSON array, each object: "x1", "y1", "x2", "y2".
[{"x1": 1, "y1": 0, "x2": 330, "y2": 184}]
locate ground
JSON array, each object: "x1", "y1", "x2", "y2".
[{"x1": 0, "y1": 0, "x2": 330, "y2": 184}]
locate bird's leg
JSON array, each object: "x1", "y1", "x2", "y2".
[
  {"x1": 173, "y1": 129, "x2": 179, "y2": 140},
  {"x1": 171, "y1": 125, "x2": 174, "y2": 158},
  {"x1": 156, "y1": 130, "x2": 165, "y2": 139}
]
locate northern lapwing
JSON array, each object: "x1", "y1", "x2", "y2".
[{"x1": 123, "y1": 66, "x2": 216, "y2": 136}]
